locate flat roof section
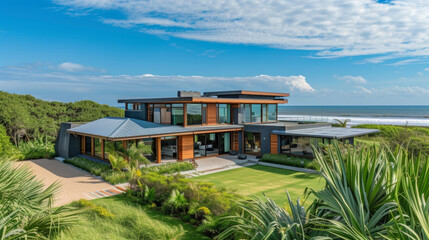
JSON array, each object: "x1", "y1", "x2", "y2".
[
  {"x1": 118, "y1": 97, "x2": 287, "y2": 104},
  {"x1": 67, "y1": 117, "x2": 243, "y2": 140},
  {"x1": 203, "y1": 90, "x2": 289, "y2": 97},
  {"x1": 273, "y1": 126, "x2": 379, "y2": 139}
]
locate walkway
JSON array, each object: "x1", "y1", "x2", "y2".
[
  {"x1": 181, "y1": 155, "x2": 258, "y2": 177},
  {"x1": 14, "y1": 159, "x2": 125, "y2": 206}
]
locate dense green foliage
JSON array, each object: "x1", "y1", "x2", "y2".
[
  {"x1": 64, "y1": 157, "x2": 196, "y2": 184},
  {"x1": 0, "y1": 124, "x2": 20, "y2": 158},
  {"x1": 260, "y1": 153, "x2": 319, "y2": 170},
  {"x1": 217, "y1": 143, "x2": 429, "y2": 239},
  {"x1": 144, "y1": 162, "x2": 195, "y2": 174},
  {"x1": 59, "y1": 195, "x2": 209, "y2": 240},
  {"x1": 0, "y1": 91, "x2": 123, "y2": 144},
  {"x1": 18, "y1": 136, "x2": 55, "y2": 159},
  {"x1": 0, "y1": 161, "x2": 79, "y2": 239},
  {"x1": 128, "y1": 172, "x2": 239, "y2": 228},
  {"x1": 355, "y1": 124, "x2": 429, "y2": 158}
]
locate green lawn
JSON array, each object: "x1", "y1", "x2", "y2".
[
  {"x1": 57, "y1": 195, "x2": 209, "y2": 240},
  {"x1": 194, "y1": 165, "x2": 325, "y2": 207}
]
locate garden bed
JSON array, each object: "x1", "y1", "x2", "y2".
[{"x1": 259, "y1": 153, "x2": 319, "y2": 170}]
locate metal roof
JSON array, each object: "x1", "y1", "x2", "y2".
[
  {"x1": 67, "y1": 117, "x2": 243, "y2": 139},
  {"x1": 272, "y1": 126, "x2": 379, "y2": 139}
]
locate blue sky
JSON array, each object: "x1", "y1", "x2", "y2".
[{"x1": 1, "y1": 0, "x2": 429, "y2": 106}]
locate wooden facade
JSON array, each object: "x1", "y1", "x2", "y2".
[
  {"x1": 207, "y1": 103, "x2": 217, "y2": 125},
  {"x1": 178, "y1": 135, "x2": 194, "y2": 160},
  {"x1": 232, "y1": 131, "x2": 239, "y2": 151},
  {"x1": 270, "y1": 134, "x2": 278, "y2": 154}
]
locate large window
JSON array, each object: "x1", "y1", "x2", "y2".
[
  {"x1": 187, "y1": 104, "x2": 203, "y2": 125},
  {"x1": 267, "y1": 104, "x2": 277, "y2": 122},
  {"x1": 194, "y1": 132, "x2": 231, "y2": 157},
  {"x1": 217, "y1": 104, "x2": 231, "y2": 124},
  {"x1": 241, "y1": 104, "x2": 277, "y2": 123},
  {"x1": 251, "y1": 104, "x2": 262, "y2": 122},
  {"x1": 161, "y1": 137, "x2": 177, "y2": 160},
  {"x1": 149, "y1": 104, "x2": 183, "y2": 126},
  {"x1": 242, "y1": 104, "x2": 252, "y2": 123},
  {"x1": 94, "y1": 138, "x2": 102, "y2": 158}
]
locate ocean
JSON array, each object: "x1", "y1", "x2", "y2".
[{"x1": 278, "y1": 106, "x2": 429, "y2": 127}]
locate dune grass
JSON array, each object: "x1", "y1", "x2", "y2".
[
  {"x1": 57, "y1": 195, "x2": 209, "y2": 240},
  {"x1": 194, "y1": 165, "x2": 325, "y2": 207}
]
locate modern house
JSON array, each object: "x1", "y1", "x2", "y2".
[{"x1": 55, "y1": 90, "x2": 379, "y2": 162}]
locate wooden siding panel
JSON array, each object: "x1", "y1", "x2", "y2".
[
  {"x1": 178, "y1": 135, "x2": 194, "y2": 160},
  {"x1": 232, "y1": 131, "x2": 239, "y2": 151},
  {"x1": 270, "y1": 134, "x2": 278, "y2": 154},
  {"x1": 207, "y1": 103, "x2": 217, "y2": 125}
]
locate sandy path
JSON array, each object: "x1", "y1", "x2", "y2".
[{"x1": 14, "y1": 159, "x2": 114, "y2": 206}]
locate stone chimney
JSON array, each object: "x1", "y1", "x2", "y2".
[{"x1": 177, "y1": 91, "x2": 201, "y2": 97}]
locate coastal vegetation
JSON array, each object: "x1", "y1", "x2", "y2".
[
  {"x1": 0, "y1": 159, "x2": 79, "y2": 239},
  {"x1": 259, "y1": 153, "x2": 319, "y2": 170},
  {"x1": 215, "y1": 143, "x2": 429, "y2": 239},
  {"x1": 355, "y1": 124, "x2": 429, "y2": 158},
  {"x1": 0, "y1": 91, "x2": 123, "y2": 160},
  {"x1": 64, "y1": 156, "x2": 195, "y2": 184},
  {"x1": 58, "y1": 195, "x2": 209, "y2": 240}
]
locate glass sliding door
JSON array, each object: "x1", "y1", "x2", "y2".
[
  {"x1": 245, "y1": 132, "x2": 261, "y2": 155},
  {"x1": 251, "y1": 104, "x2": 262, "y2": 123},
  {"x1": 219, "y1": 132, "x2": 231, "y2": 154},
  {"x1": 194, "y1": 132, "x2": 230, "y2": 157},
  {"x1": 161, "y1": 137, "x2": 177, "y2": 160},
  {"x1": 85, "y1": 136, "x2": 92, "y2": 155}
]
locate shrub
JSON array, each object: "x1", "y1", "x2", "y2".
[
  {"x1": 18, "y1": 136, "x2": 55, "y2": 160},
  {"x1": 143, "y1": 161, "x2": 195, "y2": 174},
  {"x1": 74, "y1": 198, "x2": 115, "y2": 218},
  {"x1": 64, "y1": 157, "x2": 111, "y2": 176},
  {"x1": 129, "y1": 171, "x2": 239, "y2": 225},
  {"x1": 0, "y1": 124, "x2": 21, "y2": 159},
  {"x1": 260, "y1": 154, "x2": 319, "y2": 170}
]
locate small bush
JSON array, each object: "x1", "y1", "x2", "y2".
[
  {"x1": 64, "y1": 157, "x2": 110, "y2": 176},
  {"x1": 143, "y1": 162, "x2": 194, "y2": 174},
  {"x1": 18, "y1": 136, "x2": 55, "y2": 160},
  {"x1": 74, "y1": 199, "x2": 114, "y2": 218},
  {"x1": 260, "y1": 154, "x2": 319, "y2": 170}
]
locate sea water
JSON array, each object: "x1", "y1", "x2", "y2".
[{"x1": 279, "y1": 106, "x2": 429, "y2": 127}]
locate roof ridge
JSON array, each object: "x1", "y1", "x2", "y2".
[{"x1": 109, "y1": 118, "x2": 131, "y2": 138}]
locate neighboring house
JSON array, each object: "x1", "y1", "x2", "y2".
[{"x1": 56, "y1": 90, "x2": 379, "y2": 162}]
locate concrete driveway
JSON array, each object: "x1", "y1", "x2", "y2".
[{"x1": 15, "y1": 159, "x2": 117, "y2": 206}]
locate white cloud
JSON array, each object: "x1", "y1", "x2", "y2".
[
  {"x1": 424, "y1": 67, "x2": 429, "y2": 72},
  {"x1": 0, "y1": 64, "x2": 315, "y2": 95},
  {"x1": 58, "y1": 62, "x2": 101, "y2": 72},
  {"x1": 336, "y1": 75, "x2": 367, "y2": 84},
  {"x1": 354, "y1": 86, "x2": 373, "y2": 95},
  {"x1": 54, "y1": 0, "x2": 429, "y2": 60}
]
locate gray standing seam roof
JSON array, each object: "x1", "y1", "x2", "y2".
[
  {"x1": 273, "y1": 126, "x2": 379, "y2": 139},
  {"x1": 67, "y1": 117, "x2": 243, "y2": 139}
]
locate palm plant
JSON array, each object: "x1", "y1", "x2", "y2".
[
  {"x1": 107, "y1": 151, "x2": 127, "y2": 171},
  {"x1": 217, "y1": 192, "x2": 307, "y2": 240},
  {"x1": 0, "y1": 161, "x2": 79, "y2": 239},
  {"x1": 126, "y1": 141, "x2": 152, "y2": 169},
  {"x1": 163, "y1": 189, "x2": 188, "y2": 215},
  {"x1": 333, "y1": 119, "x2": 350, "y2": 127},
  {"x1": 310, "y1": 142, "x2": 397, "y2": 239}
]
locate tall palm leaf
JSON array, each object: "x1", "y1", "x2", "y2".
[
  {"x1": 217, "y1": 192, "x2": 307, "y2": 240},
  {"x1": 310, "y1": 142, "x2": 397, "y2": 239},
  {"x1": 0, "y1": 162, "x2": 79, "y2": 239}
]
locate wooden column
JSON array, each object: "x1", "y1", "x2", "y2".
[
  {"x1": 101, "y1": 139, "x2": 105, "y2": 160},
  {"x1": 91, "y1": 137, "x2": 94, "y2": 156},
  {"x1": 183, "y1": 104, "x2": 187, "y2": 127},
  {"x1": 122, "y1": 140, "x2": 127, "y2": 149},
  {"x1": 156, "y1": 137, "x2": 161, "y2": 163}
]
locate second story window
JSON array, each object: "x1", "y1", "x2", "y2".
[
  {"x1": 126, "y1": 103, "x2": 141, "y2": 111},
  {"x1": 251, "y1": 104, "x2": 262, "y2": 122},
  {"x1": 187, "y1": 104, "x2": 203, "y2": 125},
  {"x1": 241, "y1": 103, "x2": 277, "y2": 123},
  {"x1": 217, "y1": 104, "x2": 231, "y2": 124}
]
